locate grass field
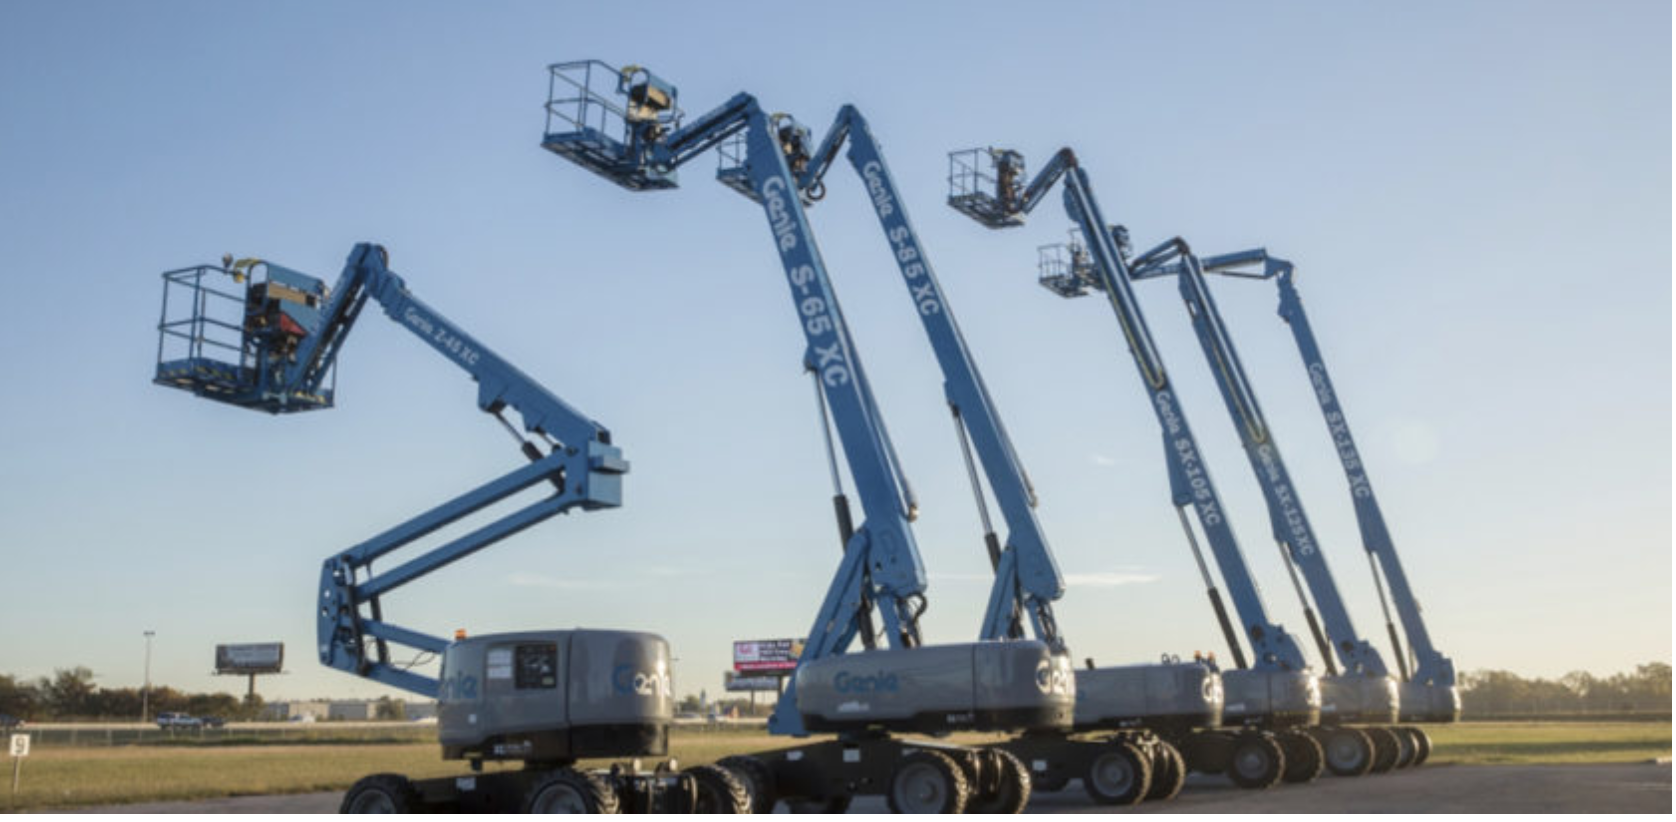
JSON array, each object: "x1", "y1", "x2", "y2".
[{"x1": 3, "y1": 722, "x2": 1668, "y2": 811}]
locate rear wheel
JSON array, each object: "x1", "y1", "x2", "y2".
[
  {"x1": 1083, "y1": 739, "x2": 1152, "y2": 806},
  {"x1": 966, "y1": 749, "x2": 1031, "y2": 814},
  {"x1": 1404, "y1": 726, "x2": 1433, "y2": 766},
  {"x1": 1226, "y1": 732, "x2": 1285, "y2": 790},
  {"x1": 523, "y1": 768, "x2": 621, "y2": 814},
  {"x1": 1365, "y1": 726, "x2": 1400, "y2": 774},
  {"x1": 888, "y1": 750, "x2": 970, "y2": 814},
  {"x1": 1144, "y1": 740, "x2": 1186, "y2": 802},
  {"x1": 716, "y1": 755, "x2": 775, "y2": 814},
  {"x1": 684, "y1": 764, "x2": 751, "y2": 813},
  {"x1": 1279, "y1": 730, "x2": 1324, "y2": 783},
  {"x1": 1391, "y1": 725, "x2": 1418, "y2": 769},
  {"x1": 1322, "y1": 727, "x2": 1375, "y2": 777},
  {"x1": 341, "y1": 773, "x2": 421, "y2": 814}
]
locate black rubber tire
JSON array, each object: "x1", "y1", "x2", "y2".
[
  {"x1": 340, "y1": 773, "x2": 421, "y2": 813},
  {"x1": 967, "y1": 749, "x2": 1032, "y2": 814},
  {"x1": 716, "y1": 755, "x2": 776, "y2": 814},
  {"x1": 1226, "y1": 732, "x2": 1285, "y2": 790},
  {"x1": 1279, "y1": 729, "x2": 1325, "y2": 784},
  {"x1": 1366, "y1": 726, "x2": 1400, "y2": 774},
  {"x1": 1082, "y1": 738, "x2": 1152, "y2": 806},
  {"x1": 888, "y1": 750, "x2": 970, "y2": 814},
  {"x1": 1404, "y1": 725, "x2": 1433, "y2": 766},
  {"x1": 684, "y1": 763, "x2": 752, "y2": 813},
  {"x1": 1144, "y1": 740, "x2": 1187, "y2": 802},
  {"x1": 1321, "y1": 727, "x2": 1375, "y2": 777},
  {"x1": 523, "y1": 767, "x2": 621, "y2": 814},
  {"x1": 1391, "y1": 725, "x2": 1418, "y2": 769},
  {"x1": 785, "y1": 796, "x2": 852, "y2": 813}
]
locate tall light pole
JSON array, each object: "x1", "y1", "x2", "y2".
[{"x1": 141, "y1": 630, "x2": 155, "y2": 722}]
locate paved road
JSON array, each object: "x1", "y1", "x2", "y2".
[{"x1": 66, "y1": 762, "x2": 1671, "y2": 814}]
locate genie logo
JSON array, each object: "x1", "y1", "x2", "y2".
[
  {"x1": 612, "y1": 664, "x2": 672, "y2": 698},
  {"x1": 834, "y1": 671, "x2": 899, "y2": 694},
  {"x1": 861, "y1": 161, "x2": 895, "y2": 218},
  {"x1": 760, "y1": 177, "x2": 798, "y2": 253},
  {"x1": 402, "y1": 306, "x2": 434, "y2": 336},
  {"x1": 1034, "y1": 660, "x2": 1071, "y2": 695}
]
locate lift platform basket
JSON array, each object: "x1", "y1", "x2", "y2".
[
  {"x1": 153, "y1": 262, "x2": 335, "y2": 414},
  {"x1": 947, "y1": 148, "x2": 1025, "y2": 228},
  {"x1": 542, "y1": 60, "x2": 681, "y2": 191},
  {"x1": 1037, "y1": 232, "x2": 1102, "y2": 299}
]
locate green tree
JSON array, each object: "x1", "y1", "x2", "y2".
[
  {"x1": 40, "y1": 667, "x2": 98, "y2": 719},
  {"x1": 374, "y1": 696, "x2": 406, "y2": 721},
  {"x1": 0, "y1": 674, "x2": 40, "y2": 718}
]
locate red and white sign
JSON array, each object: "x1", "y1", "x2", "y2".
[{"x1": 732, "y1": 638, "x2": 804, "y2": 673}]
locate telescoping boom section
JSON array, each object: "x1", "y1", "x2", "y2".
[
  {"x1": 1134, "y1": 247, "x2": 1458, "y2": 724},
  {"x1": 542, "y1": 59, "x2": 1071, "y2": 814}
]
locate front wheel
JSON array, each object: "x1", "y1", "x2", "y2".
[
  {"x1": 717, "y1": 754, "x2": 776, "y2": 813},
  {"x1": 888, "y1": 750, "x2": 970, "y2": 814},
  {"x1": 1365, "y1": 726, "x2": 1400, "y2": 774},
  {"x1": 1403, "y1": 726, "x2": 1434, "y2": 766},
  {"x1": 1144, "y1": 740, "x2": 1186, "y2": 802},
  {"x1": 1226, "y1": 733, "x2": 1285, "y2": 790},
  {"x1": 966, "y1": 749, "x2": 1031, "y2": 813},
  {"x1": 523, "y1": 768, "x2": 621, "y2": 814},
  {"x1": 1083, "y1": 739, "x2": 1152, "y2": 806},
  {"x1": 1279, "y1": 729, "x2": 1324, "y2": 783},
  {"x1": 341, "y1": 773, "x2": 421, "y2": 814},
  {"x1": 1322, "y1": 727, "x2": 1375, "y2": 777},
  {"x1": 684, "y1": 763, "x2": 751, "y2": 813}
]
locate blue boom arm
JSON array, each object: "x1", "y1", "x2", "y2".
[
  {"x1": 542, "y1": 62, "x2": 931, "y2": 736},
  {"x1": 154, "y1": 243, "x2": 627, "y2": 698},
  {"x1": 1125, "y1": 238, "x2": 1389, "y2": 678},
  {"x1": 800, "y1": 107, "x2": 1065, "y2": 651},
  {"x1": 1136, "y1": 248, "x2": 1455, "y2": 689},
  {"x1": 946, "y1": 148, "x2": 1310, "y2": 673}
]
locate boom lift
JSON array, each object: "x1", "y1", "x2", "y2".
[
  {"x1": 1109, "y1": 236, "x2": 1417, "y2": 774},
  {"x1": 946, "y1": 148, "x2": 1336, "y2": 788},
  {"x1": 1133, "y1": 246, "x2": 1460, "y2": 733},
  {"x1": 153, "y1": 244, "x2": 750, "y2": 812},
  {"x1": 542, "y1": 61, "x2": 1074, "y2": 813},
  {"x1": 784, "y1": 105, "x2": 1225, "y2": 805}
]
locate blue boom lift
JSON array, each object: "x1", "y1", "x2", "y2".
[
  {"x1": 1068, "y1": 234, "x2": 1419, "y2": 774},
  {"x1": 946, "y1": 148, "x2": 1350, "y2": 788},
  {"x1": 541, "y1": 60, "x2": 1074, "y2": 814},
  {"x1": 1134, "y1": 246, "x2": 1460, "y2": 731},
  {"x1": 781, "y1": 104, "x2": 1235, "y2": 804},
  {"x1": 154, "y1": 244, "x2": 751, "y2": 812}
]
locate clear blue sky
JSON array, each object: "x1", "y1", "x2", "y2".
[{"x1": 0, "y1": 0, "x2": 1667, "y2": 702}]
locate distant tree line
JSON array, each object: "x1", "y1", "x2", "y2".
[
  {"x1": 0, "y1": 667, "x2": 263, "y2": 721},
  {"x1": 1460, "y1": 662, "x2": 1670, "y2": 717}
]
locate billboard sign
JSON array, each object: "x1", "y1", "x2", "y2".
[
  {"x1": 732, "y1": 638, "x2": 804, "y2": 673},
  {"x1": 725, "y1": 672, "x2": 781, "y2": 692},
  {"x1": 215, "y1": 643, "x2": 284, "y2": 674}
]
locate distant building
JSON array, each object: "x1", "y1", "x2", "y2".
[
  {"x1": 261, "y1": 700, "x2": 329, "y2": 721},
  {"x1": 327, "y1": 701, "x2": 375, "y2": 721}
]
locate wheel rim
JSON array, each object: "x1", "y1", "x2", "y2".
[
  {"x1": 529, "y1": 783, "x2": 589, "y2": 814},
  {"x1": 1326, "y1": 732, "x2": 1366, "y2": 771},
  {"x1": 1233, "y1": 744, "x2": 1271, "y2": 780},
  {"x1": 1090, "y1": 752, "x2": 1136, "y2": 795},
  {"x1": 346, "y1": 789, "x2": 396, "y2": 813},
  {"x1": 892, "y1": 762, "x2": 948, "y2": 813}
]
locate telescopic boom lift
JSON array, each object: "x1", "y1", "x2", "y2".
[
  {"x1": 154, "y1": 244, "x2": 753, "y2": 812},
  {"x1": 783, "y1": 105, "x2": 1227, "y2": 804},
  {"x1": 1135, "y1": 246, "x2": 1459, "y2": 728},
  {"x1": 946, "y1": 148, "x2": 1345, "y2": 788},
  {"x1": 541, "y1": 60, "x2": 1073, "y2": 814}
]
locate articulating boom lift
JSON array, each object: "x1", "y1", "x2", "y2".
[
  {"x1": 542, "y1": 61, "x2": 1073, "y2": 813},
  {"x1": 786, "y1": 105, "x2": 1223, "y2": 805},
  {"x1": 1133, "y1": 246, "x2": 1460, "y2": 727},
  {"x1": 947, "y1": 148, "x2": 1339, "y2": 789},
  {"x1": 154, "y1": 244, "x2": 751, "y2": 812}
]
